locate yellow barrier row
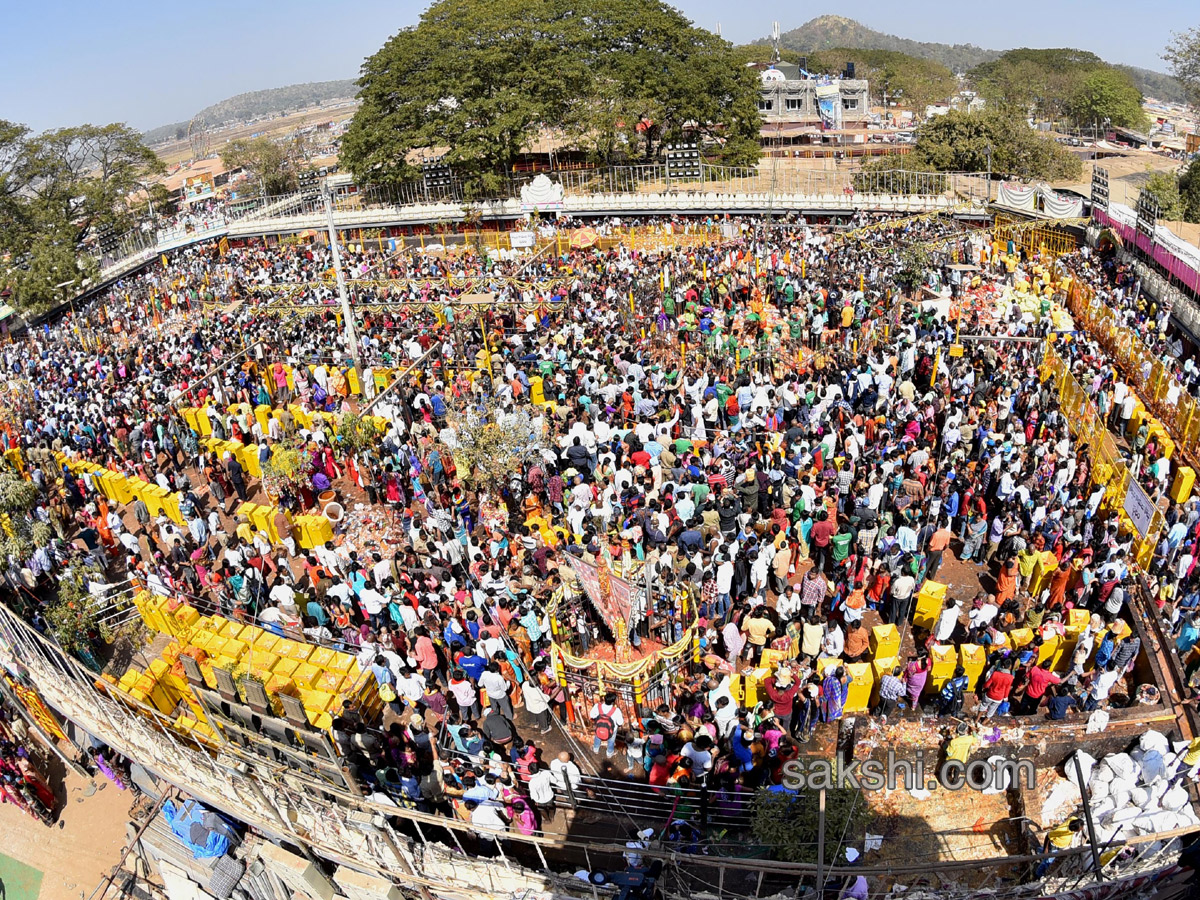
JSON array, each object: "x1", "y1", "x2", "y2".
[
  {"x1": 1063, "y1": 275, "x2": 1200, "y2": 470},
  {"x1": 105, "y1": 598, "x2": 380, "y2": 735},
  {"x1": 1040, "y1": 343, "x2": 1165, "y2": 569}
]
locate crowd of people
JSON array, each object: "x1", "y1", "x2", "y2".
[
  {"x1": 0, "y1": 694, "x2": 56, "y2": 825},
  {"x1": 1, "y1": 208, "x2": 1197, "y2": 859}
]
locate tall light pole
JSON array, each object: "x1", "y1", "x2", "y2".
[
  {"x1": 323, "y1": 187, "x2": 362, "y2": 375},
  {"x1": 984, "y1": 145, "x2": 993, "y2": 204}
]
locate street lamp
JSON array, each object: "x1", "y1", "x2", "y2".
[
  {"x1": 322, "y1": 186, "x2": 362, "y2": 378},
  {"x1": 984, "y1": 145, "x2": 993, "y2": 204}
]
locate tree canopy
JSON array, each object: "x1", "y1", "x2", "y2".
[
  {"x1": 1180, "y1": 159, "x2": 1200, "y2": 224},
  {"x1": 221, "y1": 136, "x2": 300, "y2": 196},
  {"x1": 0, "y1": 120, "x2": 162, "y2": 314},
  {"x1": 909, "y1": 110, "x2": 1082, "y2": 182},
  {"x1": 1140, "y1": 171, "x2": 1183, "y2": 221},
  {"x1": 1164, "y1": 26, "x2": 1200, "y2": 107},
  {"x1": 970, "y1": 49, "x2": 1148, "y2": 130},
  {"x1": 341, "y1": 0, "x2": 762, "y2": 193}
]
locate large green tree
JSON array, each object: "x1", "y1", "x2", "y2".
[
  {"x1": 18, "y1": 123, "x2": 164, "y2": 237},
  {"x1": 220, "y1": 136, "x2": 298, "y2": 196},
  {"x1": 0, "y1": 121, "x2": 161, "y2": 314},
  {"x1": 971, "y1": 48, "x2": 1146, "y2": 129},
  {"x1": 1164, "y1": 26, "x2": 1200, "y2": 107},
  {"x1": 1180, "y1": 158, "x2": 1200, "y2": 223},
  {"x1": 342, "y1": 0, "x2": 761, "y2": 194},
  {"x1": 1067, "y1": 69, "x2": 1149, "y2": 130},
  {"x1": 1140, "y1": 171, "x2": 1183, "y2": 221},
  {"x1": 910, "y1": 109, "x2": 1082, "y2": 182}
]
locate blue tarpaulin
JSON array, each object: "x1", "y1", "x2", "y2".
[{"x1": 162, "y1": 799, "x2": 236, "y2": 859}]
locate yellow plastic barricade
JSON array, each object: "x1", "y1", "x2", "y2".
[
  {"x1": 844, "y1": 662, "x2": 874, "y2": 713},
  {"x1": 1171, "y1": 467, "x2": 1195, "y2": 504},
  {"x1": 927, "y1": 644, "x2": 958, "y2": 696},
  {"x1": 869, "y1": 624, "x2": 900, "y2": 660},
  {"x1": 959, "y1": 644, "x2": 987, "y2": 692},
  {"x1": 913, "y1": 581, "x2": 947, "y2": 632}
]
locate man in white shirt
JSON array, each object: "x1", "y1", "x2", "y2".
[
  {"x1": 268, "y1": 581, "x2": 296, "y2": 609},
  {"x1": 527, "y1": 762, "x2": 556, "y2": 810},
  {"x1": 478, "y1": 665, "x2": 514, "y2": 719},
  {"x1": 550, "y1": 751, "x2": 582, "y2": 795}
]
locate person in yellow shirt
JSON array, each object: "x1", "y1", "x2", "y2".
[
  {"x1": 1168, "y1": 736, "x2": 1200, "y2": 786},
  {"x1": 840, "y1": 304, "x2": 854, "y2": 329},
  {"x1": 743, "y1": 610, "x2": 776, "y2": 664},
  {"x1": 1016, "y1": 544, "x2": 1041, "y2": 594},
  {"x1": 1036, "y1": 816, "x2": 1083, "y2": 878}
]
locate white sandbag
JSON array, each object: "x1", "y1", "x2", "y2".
[
  {"x1": 1106, "y1": 753, "x2": 1137, "y2": 781},
  {"x1": 1133, "y1": 810, "x2": 1177, "y2": 834},
  {"x1": 1139, "y1": 750, "x2": 1166, "y2": 784},
  {"x1": 1090, "y1": 760, "x2": 1115, "y2": 787},
  {"x1": 1148, "y1": 779, "x2": 1170, "y2": 805},
  {"x1": 1140, "y1": 731, "x2": 1171, "y2": 755},
  {"x1": 1068, "y1": 750, "x2": 1097, "y2": 788},
  {"x1": 1130, "y1": 787, "x2": 1152, "y2": 810},
  {"x1": 1110, "y1": 775, "x2": 1138, "y2": 800},
  {"x1": 1089, "y1": 778, "x2": 1111, "y2": 802},
  {"x1": 1096, "y1": 822, "x2": 1122, "y2": 844},
  {"x1": 1161, "y1": 784, "x2": 1191, "y2": 812},
  {"x1": 1091, "y1": 797, "x2": 1117, "y2": 825},
  {"x1": 981, "y1": 754, "x2": 1013, "y2": 795},
  {"x1": 1111, "y1": 806, "x2": 1141, "y2": 824},
  {"x1": 1085, "y1": 709, "x2": 1110, "y2": 733},
  {"x1": 1041, "y1": 779, "x2": 1083, "y2": 824}
]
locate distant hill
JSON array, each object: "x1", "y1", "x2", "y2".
[
  {"x1": 143, "y1": 79, "x2": 358, "y2": 145},
  {"x1": 765, "y1": 15, "x2": 1187, "y2": 103},
  {"x1": 1115, "y1": 65, "x2": 1190, "y2": 104},
  {"x1": 769, "y1": 15, "x2": 998, "y2": 73}
]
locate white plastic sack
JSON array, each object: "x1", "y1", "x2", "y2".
[
  {"x1": 1085, "y1": 709, "x2": 1110, "y2": 733},
  {"x1": 982, "y1": 754, "x2": 1013, "y2": 795},
  {"x1": 1110, "y1": 775, "x2": 1138, "y2": 800},
  {"x1": 1091, "y1": 797, "x2": 1117, "y2": 825},
  {"x1": 1140, "y1": 731, "x2": 1170, "y2": 755},
  {"x1": 1068, "y1": 750, "x2": 1097, "y2": 788},
  {"x1": 1162, "y1": 784, "x2": 1191, "y2": 812},
  {"x1": 1041, "y1": 779, "x2": 1082, "y2": 824},
  {"x1": 1106, "y1": 753, "x2": 1137, "y2": 781},
  {"x1": 1133, "y1": 810, "x2": 1175, "y2": 835},
  {"x1": 1139, "y1": 750, "x2": 1166, "y2": 785},
  {"x1": 1130, "y1": 787, "x2": 1152, "y2": 810},
  {"x1": 1090, "y1": 760, "x2": 1115, "y2": 787},
  {"x1": 1111, "y1": 806, "x2": 1141, "y2": 824},
  {"x1": 1148, "y1": 779, "x2": 1170, "y2": 806}
]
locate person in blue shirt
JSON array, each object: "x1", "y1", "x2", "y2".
[
  {"x1": 457, "y1": 645, "x2": 488, "y2": 681},
  {"x1": 369, "y1": 655, "x2": 395, "y2": 687},
  {"x1": 1176, "y1": 613, "x2": 1200, "y2": 657},
  {"x1": 730, "y1": 726, "x2": 755, "y2": 772}
]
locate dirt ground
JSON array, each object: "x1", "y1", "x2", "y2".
[{"x1": 0, "y1": 764, "x2": 132, "y2": 900}]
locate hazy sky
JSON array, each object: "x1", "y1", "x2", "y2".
[{"x1": 1, "y1": 0, "x2": 1194, "y2": 133}]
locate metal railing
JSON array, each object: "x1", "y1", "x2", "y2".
[{"x1": 80, "y1": 163, "x2": 992, "y2": 290}]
